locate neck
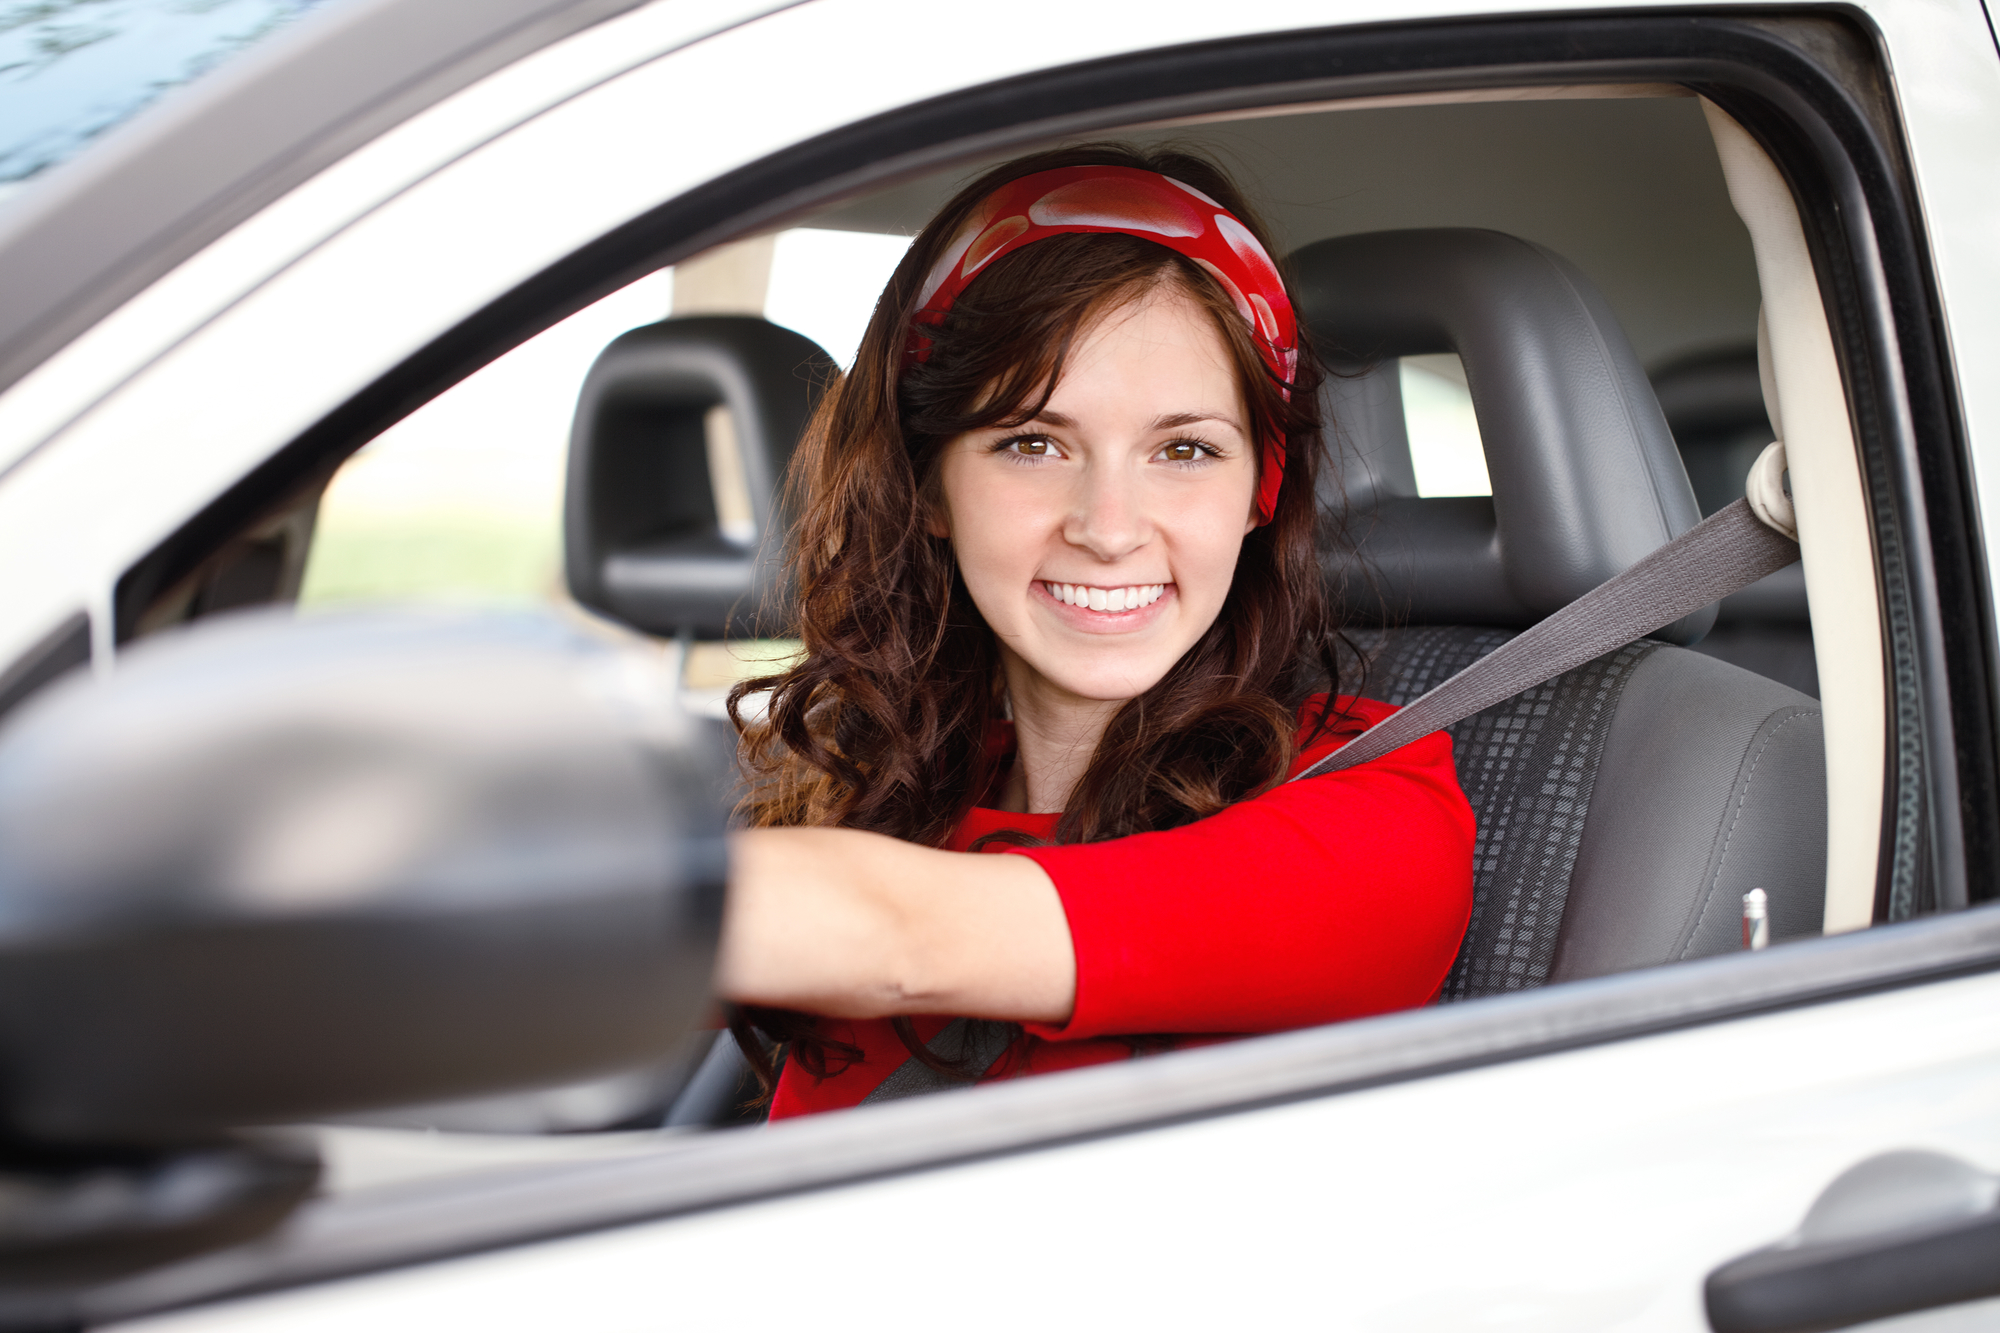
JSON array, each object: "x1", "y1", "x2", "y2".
[{"x1": 996, "y1": 652, "x2": 1126, "y2": 815}]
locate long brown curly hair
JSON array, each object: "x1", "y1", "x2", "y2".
[{"x1": 727, "y1": 143, "x2": 1355, "y2": 1088}]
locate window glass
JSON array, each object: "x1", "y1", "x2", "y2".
[
  {"x1": 765, "y1": 227, "x2": 911, "y2": 368},
  {"x1": 0, "y1": 0, "x2": 339, "y2": 209},
  {"x1": 299, "y1": 269, "x2": 676, "y2": 608},
  {"x1": 298, "y1": 225, "x2": 910, "y2": 616},
  {"x1": 1400, "y1": 353, "x2": 1491, "y2": 498}
]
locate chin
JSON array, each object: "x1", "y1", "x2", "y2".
[{"x1": 1042, "y1": 662, "x2": 1177, "y2": 704}]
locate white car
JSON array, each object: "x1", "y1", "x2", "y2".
[{"x1": 0, "y1": 1, "x2": 1996, "y2": 1329}]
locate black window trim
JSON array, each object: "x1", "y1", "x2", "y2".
[{"x1": 51, "y1": 9, "x2": 1999, "y2": 1324}]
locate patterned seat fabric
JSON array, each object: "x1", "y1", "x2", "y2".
[{"x1": 1343, "y1": 626, "x2": 1663, "y2": 1001}]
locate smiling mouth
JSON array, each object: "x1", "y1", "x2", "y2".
[{"x1": 1042, "y1": 582, "x2": 1166, "y2": 613}]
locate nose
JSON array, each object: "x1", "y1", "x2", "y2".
[{"x1": 1062, "y1": 459, "x2": 1150, "y2": 562}]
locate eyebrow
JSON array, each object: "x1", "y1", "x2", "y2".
[
  {"x1": 1152, "y1": 411, "x2": 1244, "y2": 433},
  {"x1": 1024, "y1": 410, "x2": 1246, "y2": 433}
]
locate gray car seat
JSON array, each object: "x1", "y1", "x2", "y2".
[{"x1": 1293, "y1": 229, "x2": 1826, "y2": 995}]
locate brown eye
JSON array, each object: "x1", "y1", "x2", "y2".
[
  {"x1": 1009, "y1": 437, "x2": 1051, "y2": 456},
  {"x1": 1161, "y1": 441, "x2": 1200, "y2": 462}
]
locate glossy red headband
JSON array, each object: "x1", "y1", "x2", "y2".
[{"x1": 904, "y1": 166, "x2": 1299, "y2": 524}]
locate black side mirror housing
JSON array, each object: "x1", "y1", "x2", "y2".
[{"x1": 0, "y1": 608, "x2": 729, "y2": 1145}]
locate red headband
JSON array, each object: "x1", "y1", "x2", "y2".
[{"x1": 903, "y1": 166, "x2": 1298, "y2": 524}]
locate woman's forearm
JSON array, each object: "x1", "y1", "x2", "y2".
[{"x1": 715, "y1": 827, "x2": 1077, "y2": 1024}]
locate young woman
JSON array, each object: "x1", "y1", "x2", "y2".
[{"x1": 716, "y1": 146, "x2": 1473, "y2": 1119}]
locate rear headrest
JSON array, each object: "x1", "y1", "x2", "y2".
[
  {"x1": 564, "y1": 316, "x2": 833, "y2": 638},
  {"x1": 1291, "y1": 228, "x2": 1711, "y2": 644}
]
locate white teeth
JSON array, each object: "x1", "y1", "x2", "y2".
[{"x1": 1045, "y1": 583, "x2": 1168, "y2": 612}]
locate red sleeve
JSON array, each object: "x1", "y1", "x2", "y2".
[{"x1": 1013, "y1": 695, "x2": 1473, "y2": 1041}]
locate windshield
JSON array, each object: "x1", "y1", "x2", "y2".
[{"x1": 0, "y1": 0, "x2": 337, "y2": 209}]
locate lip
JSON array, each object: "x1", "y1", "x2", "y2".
[{"x1": 1033, "y1": 580, "x2": 1176, "y2": 633}]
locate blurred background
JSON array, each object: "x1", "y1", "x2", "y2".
[{"x1": 299, "y1": 229, "x2": 916, "y2": 608}]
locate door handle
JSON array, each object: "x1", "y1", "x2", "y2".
[{"x1": 1706, "y1": 1150, "x2": 2000, "y2": 1332}]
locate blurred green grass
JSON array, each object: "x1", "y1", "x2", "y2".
[{"x1": 298, "y1": 513, "x2": 561, "y2": 606}]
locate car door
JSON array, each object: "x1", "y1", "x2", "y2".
[{"x1": 0, "y1": 1, "x2": 1995, "y2": 1330}]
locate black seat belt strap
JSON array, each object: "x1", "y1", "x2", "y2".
[{"x1": 860, "y1": 1018, "x2": 1016, "y2": 1104}]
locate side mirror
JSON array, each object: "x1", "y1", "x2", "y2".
[{"x1": 0, "y1": 608, "x2": 729, "y2": 1146}]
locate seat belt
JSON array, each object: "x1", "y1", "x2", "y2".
[
  {"x1": 1295, "y1": 442, "x2": 1803, "y2": 782},
  {"x1": 859, "y1": 1018, "x2": 1017, "y2": 1105}
]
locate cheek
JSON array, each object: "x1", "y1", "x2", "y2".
[
  {"x1": 952, "y1": 520, "x2": 1020, "y2": 596},
  {"x1": 937, "y1": 454, "x2": 1046, "y2": 591},
  {"x1": 1164, "y1": 488, "x2": 1257, "y2": 595}
]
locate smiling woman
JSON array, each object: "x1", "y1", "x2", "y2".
[
  {"x1": 717, "y1": 145, "x2": 1475, "y2": 1120},
  {"x1": 934, "y1": 287, "x2": 1264, "y2": 812}
]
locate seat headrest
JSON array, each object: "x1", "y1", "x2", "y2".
[
  {"x1": 564, "y1": 316, "x2": 833, "y2": 638},
  {"x1": 1291, "y1": 228, "x2": 1711, "y2": 644}
]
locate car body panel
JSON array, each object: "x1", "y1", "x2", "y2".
[
  {"x1": 107, "y1": 965, "x2": 2000, "y2": 1332},
  {"x1": 1874, "y1": 0, "x2": 2000, "y2": 592},
  {"x1": 36, "y1": 907, "x2": 1998, "y2": 1327}
]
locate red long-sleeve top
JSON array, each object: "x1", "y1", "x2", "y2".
[{"x1": 768, "y1": 695, "x2": 1473, "y2": 1120}]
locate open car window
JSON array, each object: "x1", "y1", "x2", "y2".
[{"x1": 163, "y1": 84, "x2": 1848, "y2": 1125}]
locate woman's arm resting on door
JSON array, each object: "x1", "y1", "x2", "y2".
[{"x1": 716, "y1": 827, "x2": 1077, "y2": 1024}]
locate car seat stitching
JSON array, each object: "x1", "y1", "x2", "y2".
[{"x1": 1680, "y1": 709, "x2": 1822, "y2": 960}]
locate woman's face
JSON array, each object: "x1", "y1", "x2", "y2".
[{"x1": 934, "y1": 286, "x2": 1259, "y2": 708}]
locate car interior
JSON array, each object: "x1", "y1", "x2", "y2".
[{"x1": 82, "y1": 86, "x2": 1844, "y2": 1138}]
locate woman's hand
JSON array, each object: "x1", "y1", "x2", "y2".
[{"x1": 715, "y1": 828, "x2": 1077, "y2": 1025}]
